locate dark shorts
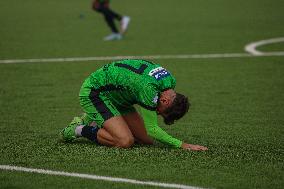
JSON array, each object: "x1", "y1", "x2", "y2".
[{"x1": 92, "y1": 0, "x2": 110, "y2": 11}]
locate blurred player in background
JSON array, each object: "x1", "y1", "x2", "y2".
[
  {"x1": 92, "y1": 0, "x2": 130, "y2": 41},
  {"x1": 61, "y1": 59, "x2": 208, "y2": 151}
]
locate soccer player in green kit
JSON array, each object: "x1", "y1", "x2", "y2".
[{"x1": 61, "y1": 59, "x2": 208, "y2": 151}]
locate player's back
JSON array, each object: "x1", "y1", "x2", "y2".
[{"x1": 86, "y1": 59, "x2": 176, "y2": 109}]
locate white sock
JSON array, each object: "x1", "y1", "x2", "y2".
[{"x1": 75, "y1": 125, "x2": 84, "y2": 137}]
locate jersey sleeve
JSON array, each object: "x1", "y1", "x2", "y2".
[
  {"x1": 140, "y1": 107, "x2": 183, "y2": 148},
  {"x1": 148, "y1": 66, "x2": 176, "y2": 91}
]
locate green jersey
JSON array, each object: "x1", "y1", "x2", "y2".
[
  {"x1": 81, "y1": 59, "x2": 176, "y2": 109},
  {"x1": 80, "y1": 59, "x2": 183, "y2": 148}
]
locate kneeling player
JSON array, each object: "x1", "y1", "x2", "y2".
[{"x1": 61, "y1": 59, "x2": 208, "y2": 151}]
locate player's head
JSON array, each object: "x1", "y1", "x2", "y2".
[{"x1": 157, "y1": 89, "x2": 190, "y2": 125}]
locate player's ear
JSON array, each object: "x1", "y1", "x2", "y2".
[
  {"x1": 162, "y1": 99, "x2": 172, "y2": 108},
  {"x1": 160, "y1": 96, "x2": 169, "y2": 105}
]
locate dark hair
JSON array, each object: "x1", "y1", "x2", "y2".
[{"x1": 163, "y1": 93, "x2": 190, "y2": 125}]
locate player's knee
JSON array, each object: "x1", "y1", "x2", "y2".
[{"x1": 117, "y1": 136, "x2": 134, "y2": 148}]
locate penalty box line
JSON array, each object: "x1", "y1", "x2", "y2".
[
  {"x1": 1, "y1": 52, "x2": 284, "y2": 64},
  {"x1": 0, "y1": 165, "x2": 207, "y2": 189}
]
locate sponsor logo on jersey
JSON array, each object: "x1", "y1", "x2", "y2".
[
  {"x1": 148, "y1": 67, "x2": 170, "y2": 80},
  {"x1": 152, "y1": 94, "x2": 159, "y2": 104}
]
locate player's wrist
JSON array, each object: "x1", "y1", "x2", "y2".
[{"x1": 181, "y1": 142, "x2": 190, "y2": 149}]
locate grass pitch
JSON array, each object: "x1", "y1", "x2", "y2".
[{"x1": 0, "y1": 0, "x2": 284, "y2": 189}]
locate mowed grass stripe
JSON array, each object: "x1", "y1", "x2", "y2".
[{"x1": 0, "y1": 165, "x2": 206, "y2": 189}]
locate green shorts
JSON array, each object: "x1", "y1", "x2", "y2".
[{"x1": 79, "y1": 87, "x2": 136, "y2": 128}]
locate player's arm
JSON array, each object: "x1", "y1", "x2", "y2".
[
  {"x1": 140, "y1": 107, "x2": 182, "y2": 148},
  {"x1": 140, "y1": 108, "x2": 208, "y2": 151}
]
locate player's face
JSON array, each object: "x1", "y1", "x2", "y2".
[{"x1": 156, "y1": 89, "x2": 176, "y2": 116}]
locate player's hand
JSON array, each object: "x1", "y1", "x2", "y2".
[{"x1": 181, "y1": 143, "x2": 208, "y2": 151}]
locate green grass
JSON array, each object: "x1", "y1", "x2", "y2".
[
  {"x1": 259, "y1": 42, "x2": 284, "y2": 52},
  {"x1": 0, "y1": 0, "x2": 284, "y2": 189}
]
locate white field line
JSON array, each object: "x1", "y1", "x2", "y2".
[
  {"x1": 0, "y1": 165, "x2": 206, "y2": 189},
  {"x1": 245, "y1": 37, "x2": 284, "y2": 55},
  {"x1": 1, "y1": 52, "x2": 284, "y2": 64}
]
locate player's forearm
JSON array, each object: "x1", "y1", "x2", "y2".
[
  {"x1": 140, "y1": 107, "x2": 182, "y2": 148},
  {"x1": 147, "y1": 127, "x2": 182, "y2": 148}
]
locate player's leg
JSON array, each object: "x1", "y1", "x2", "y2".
[
  {"x1": 101, "y1": 5, "x2": 130, "y2": 35},
  {"x1": 62, "y1": 84, "x2": 135, "y2": 148},
  {"x1": 92, "y1": 1, "x2": 117, "y2": 32},
  {"x1": 100, "y1": 8, "x2": 120, "y2": 33},
  {"x1": 96, "y1": 127, "x2": 115, "y2": 146},
  {"x1": 79, "y1": 113, "x2": 153, "y2": 147},
  {"x1": 123, "y1": 111, "x2": 154, "y2": 145},
  {"x1": 81, "y1": 87, "x2": 135, "y2": 148},
  {"x1": 76, "y1": 116, "x2": 135, "y2": 148},
  {"x1": 101, "y1": 10, "x2": 122, "y2": 40},
  {"x1": 97, "y1": 116, "x2": 134, "y2": 148},
  {"x1": 62, "y1": 112, "x2": 134, "y2": 148},
  {"x1": 92, "y1": 0, "x2": 122, "y2": 40},
  {"x1": 75, "y1": 117, "x2": 134, "y2": 148}
]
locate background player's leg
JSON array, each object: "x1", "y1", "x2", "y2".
[
  {"x1": 100, "y1": 8, "x2": 119, "y2": 33},
  {"x1": 123, "y1": 112, "x2": 154, "y2": 145},
  {"x1": 98, "y1": 116, "x2": 134, "y2": 148}
]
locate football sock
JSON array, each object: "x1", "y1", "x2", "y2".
[
  {"x1": 81, "y1": 126, "x2": 99, "y2": 143},
  {"x1": 75, "y1": 125, "x2": 84, "y2": 137}
]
